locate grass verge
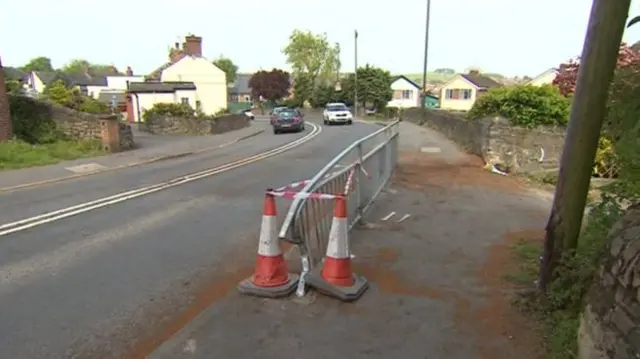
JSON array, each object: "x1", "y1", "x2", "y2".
[
  {"x1": 0, "y1": 139, "x2": 104, "y2": 170},
  {"x1": 507, "y1": 196, "x2": 622, "y2": 359}
]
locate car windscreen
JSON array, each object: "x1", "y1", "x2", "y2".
[
  {"x1": 279, "y1": 110, "x2": 297, "y2": 118},
  {"x1": 327, "y1": 105, "x2": 348, "y2": 112}
]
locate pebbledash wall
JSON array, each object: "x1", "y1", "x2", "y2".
[
  {"x1": 577, "y1": 203, "x2": 640, "y2": 359},
  {"x1": 48, "y1": 103, "x2": 134, "y2": 151},
  {"x1": 402, "y1": 108, "x2": 566, "y2": 174},
  {"x1": 141, "y1": 114, "x2": 250, "y2": 135}
]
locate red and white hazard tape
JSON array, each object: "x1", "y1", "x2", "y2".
[
  {"x1": 343, "y1": 168, "x2": 356, "y2": 195},
  {"x1": 266, "y1": 190, "x2": 342, "y2": 200}
]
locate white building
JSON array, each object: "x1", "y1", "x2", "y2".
[{"x1": 387, "y1": 75, "x2": 421, "y2": 108}]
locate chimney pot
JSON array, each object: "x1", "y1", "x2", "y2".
[{"x1": 182, "y1": 35, "x2": 202, "y2": 57}]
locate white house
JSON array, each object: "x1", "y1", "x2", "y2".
[
  {"x1": 387, "y1": 75, "x2": 421, "y2": 108},
  {"x1": 439, "y1": 70, "x2": 501, "y2": 111},
  {"x1": 525, "y1": 68, "x2": 557, "y2": 86},
  {"x1": 126, "y1": 35, "x2": 228, "y2": 122}
]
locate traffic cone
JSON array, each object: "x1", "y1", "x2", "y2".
[
  {"x1": 305, "y1": 195, "x2": 369, "y2": 302},
  {"x1": 237, "y1": 191, "x2": 299, "y2": 298}
]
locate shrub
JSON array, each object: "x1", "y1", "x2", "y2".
[
  {"x1": 143, "y1": 103, "x2": 194, "y2": 122},
  {"x1": 468, "y1": 85, "x2": 570, "y2": 127},
  {"x1": 9, "y1": 95, "x2": 64, "y2": 144},
  {"x1": 43, "y1": 80, "x2": 109, "y2": 114}
]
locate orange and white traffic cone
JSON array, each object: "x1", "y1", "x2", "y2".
[
  {"x1": 305, "y1": 195, "x2": 368, "y2": 301},
  {"x1": 237, "y1": 191, "x2": 299, "y2": 298}
]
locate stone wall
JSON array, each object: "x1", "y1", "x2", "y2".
[
  {"x1": 142, "y1": 114, "x2": 250, "y2": 135},
  {"x1": 578, "y1": 203, "x2": 640, "y2": 359},
  {"x1": 402, "y1": 108, "x2": 566, "y2": 174}
]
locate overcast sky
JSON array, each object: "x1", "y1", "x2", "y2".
[{"x1": 2, "y1": 0, "x2": 640, "y2": 77}]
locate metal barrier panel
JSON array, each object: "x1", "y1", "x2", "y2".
[{"x1": 278, "y1": 121, "x2": 400, "y2": 295}]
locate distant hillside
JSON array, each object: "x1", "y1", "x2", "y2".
[{"x1": 399, "y1": 72, "x2": 506, "y2": 86}]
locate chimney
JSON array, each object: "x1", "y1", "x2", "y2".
[
  {"x1": 126, "y1": 66, "x2": 133, "y2": 76},
  {"x1": 182, "y1": 35, "x2": 202, "y2": 57},
  {"x1": 468, "y1": 69, "x2": 480, "y2": 76}
]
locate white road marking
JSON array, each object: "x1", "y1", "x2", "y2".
[
  {"x1": 420, "y1": 147, "x2": 441, "y2": 153},
  {"x1": 0, "y1": 123, "x2": 322, "y2": 237},
  {"x1": 183, "y1": 339, "x2": 197, "y2": 353},
  {"x1": 396, "y1": 214, "x2": 411, "y2": 223},
  {"x1": 381, "y1": 211, "x2": 396, "y2": 221}
]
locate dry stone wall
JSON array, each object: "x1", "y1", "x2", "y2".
[
  {"x1": 142, "y1": 114, "x2": 250, "y2": 135},
  {"x1": 578, "y1": 203, "x2": 640, "y2": 359},
  {"x1": 402, "y1": 108, "x2": 566, "y2": 174}
]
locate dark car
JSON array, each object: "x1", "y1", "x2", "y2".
[{"x1": 271, "y1": 108, "x2": 305, "y2": 134}]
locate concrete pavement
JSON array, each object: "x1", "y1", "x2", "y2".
[
  {"x1": 149, "y1": 121, "x2": 551, "y2": 359},
  {"x1": 0, "y1": 123, "x2": 267, "y2": 192},
  {"x1": 0, "y1": 118, "x2": 381, "y2": 359}
]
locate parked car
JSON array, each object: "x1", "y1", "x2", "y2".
[
  {"x1": 269, "y1": 106, "x2": 289, "y2": 124},
  {"x1": 365, "y1": 107, "x2": 377, "y2": 116},
  {"x1": 323, "y1": 102, "x2": 353, "y2": 125},
  {"x1": 272, "y1": 108, "x2": 305, "y2": 134},
  {"x1": 236, "y1": 108, "x2": 255, "y2": 120}
]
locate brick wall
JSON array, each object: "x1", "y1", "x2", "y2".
[
  {"x1": 402, "y1": 108, "x2": 566, "y2": 174},
  {"x1": 577, "y1": 203, "x2": 640, "y2": 358},
  {"x1": 142, "y1": 114, "x2": 250, "y2": 135}
]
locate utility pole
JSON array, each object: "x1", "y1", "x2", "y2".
[
  {"x1": 354, "y1": 29, "x2": 358, "y2": 117},
  {"x1": 421, "y1": 0, "x2": 431, "y2": 106},
  {"x1": 538, "y1": 0, "x2": 632, "y2": 292}
]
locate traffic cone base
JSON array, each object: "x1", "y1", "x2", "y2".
[
  {"x1": 237, "y1": 192, "x2": 299, "y2": 298},
  {"x1": 305, "y1": 267, "x2": 368, "y2": 302},
  {"x1": 320, "y1": 257, "x2": 354, "y2": 287}
]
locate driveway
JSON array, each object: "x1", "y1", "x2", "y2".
[
  {"x1": 0, "y1": 117, "x2": 382, "y2": 359},
  {"x1": 149, "y1": 122, "x2": 551, "y2": 359}
]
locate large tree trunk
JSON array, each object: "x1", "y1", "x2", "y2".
[
  {"x1": 538, "y1": 0, "x2": 632, "y2": 292},
  {"x1": 0, "y1": 56, "x2": 12, "y2": 141}
]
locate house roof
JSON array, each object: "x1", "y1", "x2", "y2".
[
  {"x1": 35, "y1": 71, "x2": 57, "y2": 85},
  {"x1": 128, "y1": 81, "x2": 196, "y2": 93},
  {"x1": 98, "y1": 91, "x2": 127, "y2": 104},
  {"x1": 391, "y1": 75, "x2": 421, "y2": 89},
  {"x1": 229, "y1": 73, "x2": 251, "y2": 94},
  {"x1": 33, "y1": 71, "x2": 107, "y2": 86},
  {"x1": 525, "y1": 68, "x2": 556, "y2": 85},
  {"x1": 3, "y1": 67, "x2": 26, "y2": 81},
  {"x1": 459, "y1": 73, "x2": 501, "y2": 89}
]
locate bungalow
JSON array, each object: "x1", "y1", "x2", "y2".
[
  {"x1": 127, "y1": 34, "x2": 227, "y2": 122},
  {"x1": 439, "y1": 70, "x2": 501, "y2": 111},
  {"x1": 388, "y1": 75, "x2": 421, "y2": 108},
  {"x1": 229, "y1": 73, "x2": 252, "y2": 103}
]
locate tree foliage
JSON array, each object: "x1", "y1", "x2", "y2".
[
  {"x1": 468, "y1": 85, "x2": 570, "y2": 127},
  {"x1": 0, "y1": 57, "x2": 12, "y2": 141},
  {"x1": 283, "y1": 30, "x2": 340, "y2": 90},
  {"x1": 553, "y1": 44, "x2": 640, "y2": 97},
  {"x1": 22, "y1": 56, "x2": 54, "y2": 72},
  {"x1": 351, "y1": 65, "x2": 393, "y2": 108},
  {"x1": 43, "y1": 80, "x2": 109, "y2": 114},
  {"x1": 249, "y1": 69, "x2": 290, "y2": 102},
  {"x1": 61, "y1": 59, "x2": 120, "y2": 76},
  {"x1": 213, "y1": 56, "x2": 238, "y2": 84}
]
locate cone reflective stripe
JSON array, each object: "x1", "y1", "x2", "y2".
[
  {"x1": 321, "y1": 196, "x2": 355, "y2": 286},
  {"x1": 237, "y1": 191, "x2": 298, "y2": 297},
  {"x1": 305, "y1": 194, "x2": 369, "y2": 301}
]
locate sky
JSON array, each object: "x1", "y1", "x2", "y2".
[{"x1": 2, "y1": 0, "x2": 640, "y2": 78}]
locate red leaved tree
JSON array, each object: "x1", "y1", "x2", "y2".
[
  {"x1": 249, "y1": 69, "x2": 291, "y2": 103},
  {"x1": 553, "y1": 43, "x2": 640, "y2": 97}
]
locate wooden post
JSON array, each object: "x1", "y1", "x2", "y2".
[{"x1": 538, "y1": 0, "x2": 633, "y2": 291}]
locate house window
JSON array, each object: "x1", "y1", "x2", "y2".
[
  {"x1": 401, "y1": 90, "x2": 413, "y2": 99},
  {"x1": 181, "y1": 97, "x2": 189, "y2": 105},
  {"x1": 244, "y1": 95, "x2": 251, "y2": 102},
  {"x1": 230, "y1": 94, "x2": 238, "y2": 102},
  {"x1": 445, "y1": 88, "x2": 473, "y2": 100}
]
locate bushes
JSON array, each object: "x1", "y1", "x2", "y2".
[
  {"x1": 9, "y1": 95, "x2": 64, "y2": 144},
  {"x1": 43, "y1": 80, "x2": 109, "y2": 114},
  {"x1": 468, "y1": 85, "x2": 570, "y2": 127},
  {"x1": 143, "y1": 103, "x2": 194, "y2": 122}
]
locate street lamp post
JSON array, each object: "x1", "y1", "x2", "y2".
[
  {"x1": 354, "y1": 29, "x2": 358, "y2": 117},
  {"x1": 421, "y1": 0, "x2": 431, "y2": 107}
]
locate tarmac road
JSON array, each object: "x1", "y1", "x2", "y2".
[{"x1": 0, "y1": 118, "x2": 381, "y2": 359}]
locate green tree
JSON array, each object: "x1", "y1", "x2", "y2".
[
  {"x1": 213, "y1": 56, "x2": 238, "y2": 84},
  {"x1": 0, "y1": 57, "x2": 12, "y2": 141},
  {"x1": 43, "y1": 80, "x2": 74, "y2": 107},
  {"x1": 283, "y1": 30, "x2": 340, "y2": 90},
  {"x1": 61, "y1": 59, "x2": 91, "y2": 74},
  {"x1": 21, "y1": 56, "x2": 54, "y2": 72},
  {"x1": 352, "y1": 65, "x2": 393, "y2": 109},
  {"x1": 468, "y1": 85, "x2": 570, "y2": 127}
]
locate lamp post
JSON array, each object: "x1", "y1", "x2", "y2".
[
  {"x1": 421, "y1": 0, "x2": 431, "y2": 107},
  {"x1": 354, "y1": 29, "x2": 358, "y2": 117}
]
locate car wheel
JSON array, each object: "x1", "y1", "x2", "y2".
[
  {"x1": 273, "y1": 128, "x2": 279, "y2": 134},
  {"x1": 347, "y1": 120, "x2": 353, "y2": 125},
  {"x1": 300, "y1": 125, "x2": 305, "y2": 132},
  {"x1": 323, "y1": 120, "x2": 328, "y2": 125},
  {"x1": 250, "y1": 116, "x2": 255, "y2": 120}
]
